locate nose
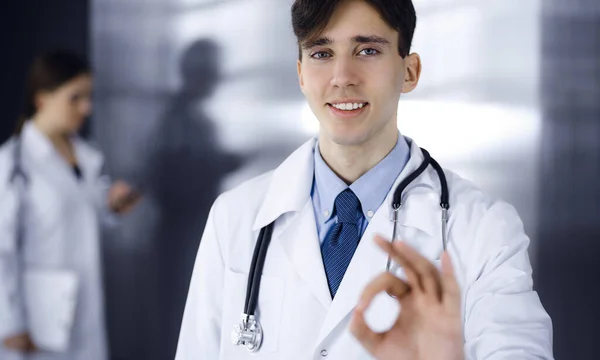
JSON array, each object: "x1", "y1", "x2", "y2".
[
  {"x1": 80, "y1": 99, "x2": 92, "y2": 117},
  {"x1": 330, "y1": 57, "x2": 359, "y2": 89},
  {"x1": 81, "y1": 96, "x2": 93, "y2": 116}
]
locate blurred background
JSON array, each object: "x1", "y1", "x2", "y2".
[{"x1": 1, "y1": 0, "x2": 598, "y2": 359}]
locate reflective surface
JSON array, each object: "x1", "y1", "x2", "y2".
[{"x1": 91, "y1": 0, "x2": 597, "y2": 358}]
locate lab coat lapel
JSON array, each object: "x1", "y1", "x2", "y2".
[
  {"x1": 396, "y1": 189, "x2": 445, "y2": 261},
  {"x1": 275, "y1": 199, "x2": 333, "y2": 309},
  {"x1": 22, "y1": 122, "x2": 104, "y2": 207},
  {"x1": 317, "y1": 202, "x2": 392, "y2": 343},
  {"x1": 252, "y1": 138, "x2": 332, "y2": 310},
  {"x1": 22, "y1": 123, "x2": 73, "y2": 189},
  {"x1": 72, "y1": 139, "x2": 104, "y2": 202},
  {"x1": 317, "y1": 136, "x2": 444, "y2": 344},
  {"x1": 72, "y1": 139, "x2": 103, "y2": 180},
  {"x1": 22, "y1": 122, "x2": 82, "y2": 191},
  {"x1": 393, "y1": 137, "x2": 445, "y2": 260}
]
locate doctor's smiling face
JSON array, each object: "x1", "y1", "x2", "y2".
[{"x1": 295, "y1": 0, "x2": 421, "y2": 150}]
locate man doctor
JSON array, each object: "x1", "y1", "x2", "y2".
[{"x1": 175, "y1": 0, "x2": 553, "y2": 359}]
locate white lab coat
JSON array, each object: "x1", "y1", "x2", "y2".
[
  {"x1": 0, "y1": 122, "x2": 111, "y2": 360},
  {"x1": 175, "y1": 136, "x2": 553, "y2": 360}
]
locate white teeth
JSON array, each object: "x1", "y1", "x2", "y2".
[{"x1": 332, "y1": 102, "x2": 366, "y2": 110}]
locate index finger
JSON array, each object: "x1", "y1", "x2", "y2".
[
  {"x1": 377, "y1": 236, "x2": 443, "y2": 301},
  {"x1": 350, "y1": 272, "x2": 410, "y2": 354},
  {"x1": 356, "y1": 272, "x2": 411, "y2": 312}
]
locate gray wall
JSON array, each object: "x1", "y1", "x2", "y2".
[
  {"x1": 0, "y1": 0, "x2": 90, "y2": 143},
  {"x1": 535, "y1": 0, "x2": 600, "y2": 358},
  {"x1": 90, "y1": 0, "x2": 599, "y2": 359}
]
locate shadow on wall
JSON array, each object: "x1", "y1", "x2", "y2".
[{"x1": 143, "y1": 38, "x2": 248, "y2": 359}]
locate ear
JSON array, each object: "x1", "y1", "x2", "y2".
[
  {"x1": 401, "y1": 53, "x2": 422, "y2": 94},
  {"x1": 297, "y1": 59, "x2": 305, "y2": 94},
  {"x1": 34, "y1": 91, "x2": 52, "y2": 111}
]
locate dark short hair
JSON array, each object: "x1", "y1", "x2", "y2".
[{"x1": 291, "y1": 0, "x2": 417, "y2": 60}]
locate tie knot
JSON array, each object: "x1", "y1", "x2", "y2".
[{"x1": 334, "y1": 189, "x2": 361, "y2": 224}]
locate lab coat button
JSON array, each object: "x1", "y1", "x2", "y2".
[{"x1": 320, "y1": 349, "x2": 328, "y2": 357}]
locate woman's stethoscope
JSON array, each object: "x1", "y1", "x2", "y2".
[{"x1": 231, "y1": 147, "x2": 450, "y2": 352}]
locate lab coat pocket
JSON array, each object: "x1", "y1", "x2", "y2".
[
  {"x1": 395, "y1": 225, "x2": 443, "y2": 261},
  {"x1": 23, "y1": 269, "x2": 79, "y2": 352},
  {"x1": 223, "y1": 269, "x2": 285, "y2": 354}
]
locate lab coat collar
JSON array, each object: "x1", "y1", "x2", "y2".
[
  {"x1": 317, "y1": 137, "x2": 446, "y2": 344},
  {"x1": 252, "y1": 135, "x2": 442, "y2": 237},
  {"x1": 385, "y1": 136, "x2": 443, "y2": 240},
  {"x1": 21, "y1": 120, "x2": 55, "y2": 161},
  {"x1": 252, "y1": 135, "x2": 446, "y2": 329},
  {"x1": 252, "y1": 138, "x2": 316, "y2": 231},
  {"x1": 20, "y1": 120, "x2": 104, "y2": 180}
]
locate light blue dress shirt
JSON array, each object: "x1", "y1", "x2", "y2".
[{"x1": 311, "y1": 133, "x2": 411, "y2": 243}]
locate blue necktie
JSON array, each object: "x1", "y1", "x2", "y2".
[{"x1": 321, "y1": 189, "x2": 362, "y2": 298}]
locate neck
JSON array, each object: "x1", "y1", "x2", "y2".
[
  {"x1": 32, "y1": 115, "x2": 70, "y2": 143},
  {"x1": 318, "y1": 123, "x2": 399, "y2": 184},
  {"x1": 31, "y1": 115, "x2": 76, "y2": 165}
]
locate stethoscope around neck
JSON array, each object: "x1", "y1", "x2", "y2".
[{"x1": 231, "y1": 147, "x2": 450, "y2": 353}]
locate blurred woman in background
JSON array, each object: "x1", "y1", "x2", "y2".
[{"x1": 0, "y1": 50, "x2": 141, "y2": 360}]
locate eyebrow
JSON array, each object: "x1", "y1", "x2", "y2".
[
  {"x1": 302, "y1": 36, "x2": 333, "y2": 50},
  {"x1": 352, "y1": 35, "x2": 390, "y2": 45},
  {"x1": 302, "y1": 34, "x2": 391, "y2": 50}
]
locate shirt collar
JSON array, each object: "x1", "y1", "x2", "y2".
[{"x1": 313, "y1": 132, "x2": 411, "y2": 221}]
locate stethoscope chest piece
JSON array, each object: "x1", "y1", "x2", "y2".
[
  {"x1": 231, "y1": 314, "x2": 263, "y2": 352},
  {"x1": 231, "y1": 147, "x2": 450, "y2": 353}
]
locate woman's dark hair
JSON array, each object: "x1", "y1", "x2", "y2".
[
  {"x1": 14, "y1": 50, "x2": 91, "y2": 135},
  {"x1": 291, "y1": 0, "x2": 417, "y2": 60}
]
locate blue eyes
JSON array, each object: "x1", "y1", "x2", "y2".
[
  {"x1": 311, "y1": 51, "x2": 331, "y2": 59},
  {"x1": 358, "y1": 48, "x2": 379, "y2": 56},
  {"x1": 309, "y1": 48, "x2": 380, "y2": 59}
]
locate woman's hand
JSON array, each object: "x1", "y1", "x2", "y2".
[
  {"x1": 3, "y1": 332, "x2": 37, "y2": 353},
  {"x1": 107, "y1": 180, "x2": 142, "y2": 214}
]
